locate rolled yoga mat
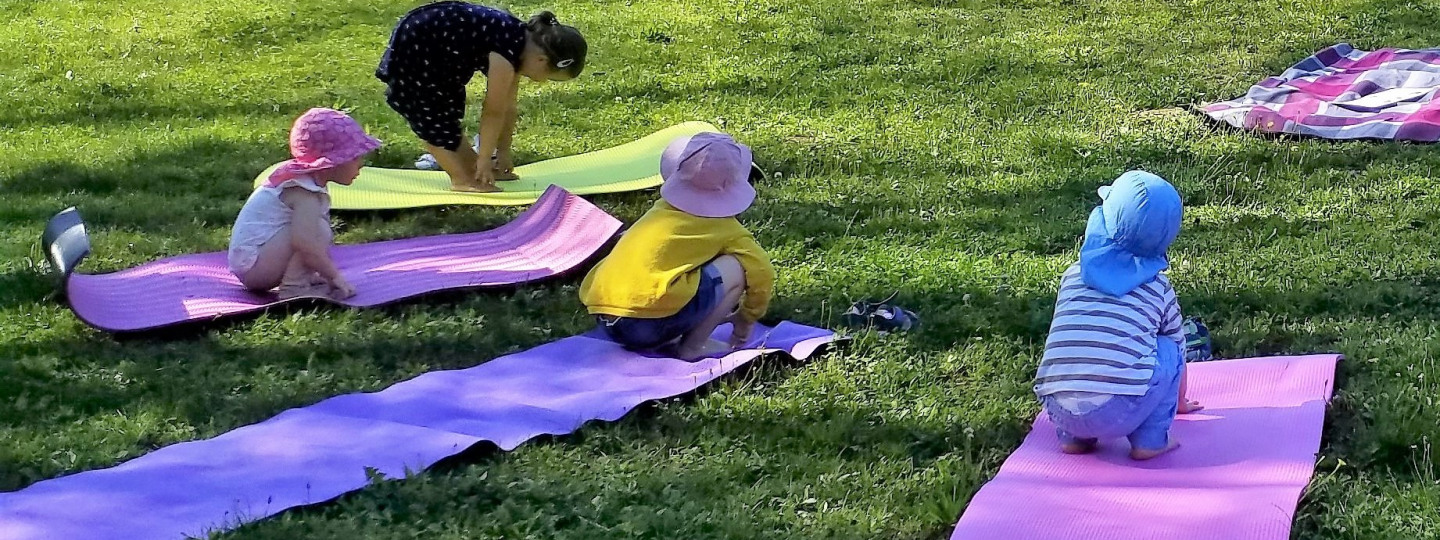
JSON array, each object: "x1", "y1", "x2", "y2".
[
  {"x1": 0, "y1": 322, "x2": 839, "y2": 540},
  {"x1": 48, "y1": 185, "x2": 622, "y2": 332},
  {"x1": 253, "y1": 122, "x2": 720, "y2": 210},
  {"x1": 950, "y1": 354, "x2": 1340, "y2": 540}
]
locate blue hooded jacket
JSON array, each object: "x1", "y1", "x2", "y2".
[{"x1": 1078, "y1": 171, "x2": 1183, "y2": 296}]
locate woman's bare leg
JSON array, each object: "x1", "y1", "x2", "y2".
[{"x1": 427, "y1": 142, "x2": 498, "y2": 193}]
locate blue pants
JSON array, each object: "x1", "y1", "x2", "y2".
[
  {"x1": 1041, "y1": 338, "x2": 1183, "y2": 452},
  {"x1": 597, "y1": 264, "x2": 724, "y2": 350}
]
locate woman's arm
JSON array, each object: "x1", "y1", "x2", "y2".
[
  {"x1": 498, "y1": 79, "x2": 519, "y2": 156},
  {"x1": 477, "y1": 53, "x2": 519, "y2": 182},
  {"x1": 493, "y1": 84, "x2": 521, "y2": 178}
]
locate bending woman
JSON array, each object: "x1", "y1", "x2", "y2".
[{"x1": 377, "y1": 2, "x2": 586, "y2": 192}]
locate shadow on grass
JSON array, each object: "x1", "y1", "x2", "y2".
[{"x1": 207, "y1": 336, "x2": 1018, "y2": 539}]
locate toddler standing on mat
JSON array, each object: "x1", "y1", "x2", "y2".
[
  {"x1": 580, "y1": 132, "x2": 775, "y2": 360},
  {"x1": 1034, "y1": 171, "x2": 1201, "y2": 460},
  {"x1": 228, "y1": 108, "x2": 382, "y2": 300}
]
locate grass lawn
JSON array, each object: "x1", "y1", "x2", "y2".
[{"x1": 4, "y1": 0, "x2": 1440, "y2": 537}]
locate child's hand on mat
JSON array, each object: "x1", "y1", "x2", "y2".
[
  {"x1": 1178, "y1": 399, "x2": 1204, "y2": 414},
  {"x1": 729, "y1": 318, "x2": 755, "y2": 348},
  {"x1": 329, "y1": 277, "x2": 357, "y2": 300}
]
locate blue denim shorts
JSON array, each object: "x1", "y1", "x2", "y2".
[
  {"x1": 1041, "y1": 338, "x2": 1183, "y2": 452},
  {"x1": 598, "y1": 264, "x2": 724, "y2": 350}
]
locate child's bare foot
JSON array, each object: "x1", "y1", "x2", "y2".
[
  {"x1": 493, "y1": 168, "x2": 519, "y2": 181},
  {"x1": 1059, "y1": 440, "x2": 1098, "y2": 455},
  {"x1": 675, "y1": 339, "x2": 733, "y2": 361},
  {"x1": 1177, "y1": 399, "x2": 1204, "y2": 414},
  {"x1": 277, "y1": 282, "x2": 331, "y2": 300},
  {"x1": 1130, "y1": 438, "x2": 1180, "y2": 460},
  {"x1": 451, "y1": 181, "x2": 502, "y2": 193},
  {"x1": 327, "y1": 282, "x2": 357, "y2": 301}
]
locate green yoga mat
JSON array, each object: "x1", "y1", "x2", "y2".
[{"x1": 251, "y1": 122, "x2": 718, "y2": 210}]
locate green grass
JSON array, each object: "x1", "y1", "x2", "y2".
[{"x1": 5, "y1": 0, "x2": 1440, "y2": 537}]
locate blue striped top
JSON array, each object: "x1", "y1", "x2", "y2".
[{"x1": 1034, "y1": 264, "x2": 1184, "y2": 397}]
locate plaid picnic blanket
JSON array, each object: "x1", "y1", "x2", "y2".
[{"x1": 1203, "y1": 43, "x2": 1440, "y2": 141}]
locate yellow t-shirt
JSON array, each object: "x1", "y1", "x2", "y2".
[{"x1": 580, "y1": 200, "x2": 775, "y2": 322}]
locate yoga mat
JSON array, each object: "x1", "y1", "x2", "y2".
[
  {"x1": 1203, "y1": 43, "x2": 1440, "y2": 141},
  {"x1": 0, "y1": 322, "x2": 838, "y2": 540},
  {"x1": 53, "y1": 186, "x2": 621, "y2": 332},
  {"x1": 254, "y1": 122, "x2": 720, "y2": 210},
  {"x1": 951, "y1": 354, "x2": 1340, "y2": 540}
]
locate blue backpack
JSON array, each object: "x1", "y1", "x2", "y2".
[{"x1": 1183, "y1": 317, "x2": 1214, "y2": 362}]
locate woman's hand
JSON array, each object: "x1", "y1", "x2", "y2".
[
  {"x1": 471, "y1": 162, "x2": 499, "y2": 189},
  {"x1": 493, "y1": 149, "x2": 518, "y2": 181}
]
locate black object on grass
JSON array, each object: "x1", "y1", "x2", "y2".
[{"x1": 841, "y1": 291, "x2": 919, "y2": 333}]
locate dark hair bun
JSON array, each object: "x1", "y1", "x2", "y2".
[
  {"x1": 525, "y1": 10, "x2": 587, "y2": 78},
  {"x1": 527, "y1": 10, "x2": 559, "y2": 27}
]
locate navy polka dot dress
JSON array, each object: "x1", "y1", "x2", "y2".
[{"x1": 376, "y1": 1, "x2": 528, "y2": 151}]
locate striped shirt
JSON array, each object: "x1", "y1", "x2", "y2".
[{"x1": 1034, "y1": 264, "x2": 1184, "y2": 397}]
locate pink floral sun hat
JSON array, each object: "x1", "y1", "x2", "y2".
[{"x1": 265, "y1": 108, "x2": 382, "y2": 186}]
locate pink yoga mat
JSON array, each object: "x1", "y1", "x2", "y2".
[
  {"x1": 57, "y1": 186, "x2": 621, "y2": 332},
  {"x1": 0, "y1": 322, "x2": 838, "y2": 540},
  {"x1": 951, "y1": 354, "x2": 1340, "y2": 540}
]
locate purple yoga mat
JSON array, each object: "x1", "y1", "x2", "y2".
[
  {"x1": 951, "y1": 354, "x2": 1340, "y2": 540},
  {"x1": 0, "y1": 321, "x2": 837, "y2": 540},
  {"x1": 61, "y1": 186, "x2": 621, "y2": 332}
]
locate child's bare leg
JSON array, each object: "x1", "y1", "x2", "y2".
[
  {"x1": 1177, "y1": 367, "x2": 1204, "y2": 413},
  {"x1": 276, "y1": 255, "x2": 329, "y2": 299},
  {"x1": 274, "y1": 224, "x2": 337, "y2": 300},
  {"x1": 280, "y1": 255, "x2": 311, "y2": 285},
  {"x1": 427, "y1": 142, "x2": 498, "y2": 193},
  {"x1": 237, "y1": 228, "x2": 294, "y2": 292},
  {"x1": 675, "y1": 256, "x2": 746, "y2": 360}
]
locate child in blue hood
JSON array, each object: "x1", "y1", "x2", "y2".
[{"x1": 1034, "y1": 171, "x2": 1200, "y2": 460}]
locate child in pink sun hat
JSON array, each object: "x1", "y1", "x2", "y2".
[
  {"x1": 580, "y1": 132, "x2": 774, "y2": 360},
  {"x1": 228, "y1": 108, "x2": 382, "y2": 300}
]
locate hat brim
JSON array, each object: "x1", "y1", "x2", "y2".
[
  {"x1": 266, "y1": 135, "x2": 382, "y2": 187},
  {"x1": 297, "y1": 134, "x2": 383, "y2": 169},
  {"x1": 659, "y1": 135, "x2": 758, "y2": 218},
  {"x1": 662, "y1": 180, "x2": 757, "y2": 218}
]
